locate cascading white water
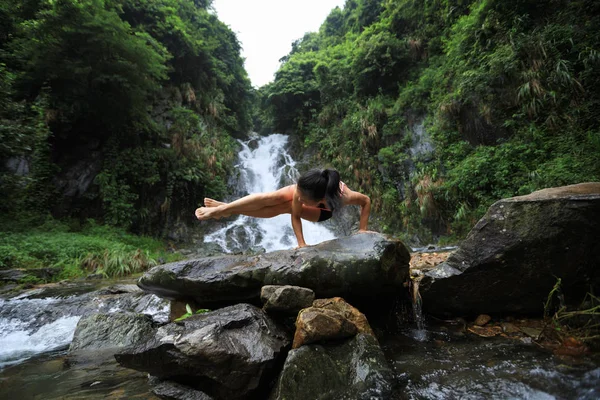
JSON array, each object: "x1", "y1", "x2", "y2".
[
  {"x1": 204, "y1": 134, "x2": 336, "y2": 252},
  {"x1": 0, "y1": 289, "x2": 169, "y2": 368}
]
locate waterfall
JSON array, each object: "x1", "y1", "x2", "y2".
[{"x1": 204, "y1": 134, "x2": 336, "y2": 252}]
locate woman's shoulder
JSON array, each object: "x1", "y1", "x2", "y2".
[{"x1": 283, "y1": 184, "x2": 297, "y2": 196}]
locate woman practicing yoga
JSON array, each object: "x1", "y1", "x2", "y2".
[{"x1": 194, "y1": 168, "x2": 371, "y2": 248}]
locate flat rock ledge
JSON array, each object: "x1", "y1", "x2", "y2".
[{"x1": 138, "y1": 232, "x2": 410, "y2": 309}]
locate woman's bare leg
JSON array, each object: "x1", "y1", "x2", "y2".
[
  {"x1": 195, "y1": 186, "x2": 295, "y2": 220},
  {"x1": 239, "y1": 203, "x2": 322, "y2": 222},
  {"x1": 241, "y1": 202, "x2": 292, "y2": 218}
]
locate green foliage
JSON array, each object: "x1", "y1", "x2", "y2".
[
  {"x1": 80, "y1": 247, "x2": 157, "y2": 278},
  {"x1": 1, "y1": 0, "x2": 252, "y2": 234},
  {"x1": 262, "y1": 0, "x2": 600, "y2": 243},
  {"x1": 174, "y1": 304, "x2": 210, "y2": 322},
  {"x1": 0, "y1": 218, "x2": 181, "y2": 279}
]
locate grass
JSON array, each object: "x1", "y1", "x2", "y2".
[
  {"x1": 0, "y1": 217, "x2": 182, "y2": 281},
  {"x1": 541, "y1": 278, "x2": 600, "y2": 351}
]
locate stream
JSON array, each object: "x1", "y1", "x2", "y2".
[
  {"x1": 0, "y1": 134, "x2": 598, "y2": 399},
  {"x1": 0, "y1": 280, "x2": 167, "y2": 398},
  {"x1": 382, "y1": 317, "x2": 600, "y2": 399}
]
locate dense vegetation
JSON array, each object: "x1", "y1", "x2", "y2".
[
  {"x1": 1, "y1": 0, "x2": 251, "y2": 233},
  {"x1": 259, "y1": 0, "x2": 600, "y2": 242},
  {"x1": 0, "y1": 0, "x2": 250, "y2": 278}
]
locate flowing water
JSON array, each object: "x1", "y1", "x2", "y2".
[
  {"x1": 0, "y1": 281, "x2": 168, "y2": 398},
  {"x1": 381, "y1": 320, "x2": 600, "y2": 400},
  {"x1": 204, "y1": 134, "x2": 336, "y2": 252}
]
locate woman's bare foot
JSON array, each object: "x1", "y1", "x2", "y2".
[
  {"x1": 195, "y1": 205, "x2": 230, "y2": 220},
  {"x1": 195, "y1": 207, "x2": 219, "y2": 220},
  {"x1": 204, "y1": 198, "x2": 226, "y2": 208}
]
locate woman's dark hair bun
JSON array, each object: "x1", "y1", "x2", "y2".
[{"x1": 297, "y1": 168, "x2": 341, "y2": 211}]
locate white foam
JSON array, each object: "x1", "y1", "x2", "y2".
[{"x1": 0, "y1": 316, "x2": 81, "y2": 367}]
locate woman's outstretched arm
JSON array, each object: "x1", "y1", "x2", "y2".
[
  {"x1": 291, "y1": 188, "x2": 307, "y2": 247},
  {"x1": 343, "y1": 188, "x2": 371, "y2": 231}
]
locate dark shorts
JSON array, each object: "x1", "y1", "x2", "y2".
[{"x1": 318, "y1": 209, "x2": 333, "y2": 222}]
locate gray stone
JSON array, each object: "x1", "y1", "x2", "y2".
[
  {"x1": 116, "y1": 303, "x2": 290, "y2": 399},
  {"x1": 138, "y1": 232, "x2": 410, "y2": 309},
  {"x1": 261, "y1": 285, "x2": 314, "y2": 314},
  {"x1": 69, "y1": 313, "x2": 155, "y2": 352},
  {"x1": 96, "y1": 284, "x2": 142, "y2": 295},
  {"x1": 149, "y1": 377, "x2": 214, "y2": 400},
  {"x1": 419, "y1": 183, "x2": 600, "y2": 316},
  {"x1": 0, "y1": 268, "x2": 59, "y2": 283},
  {"x1": 270, "y1": 333, "x2": 393, "y2": 400}
]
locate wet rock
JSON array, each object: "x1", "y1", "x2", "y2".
[
  {"x1": 474, "y1": 314, "x2": 492, "y2": 326},
  {"x1": 138, "y1": 232, "x2": 410, "y2": 310},
  {"x1": 115, "y1": 304, "x2": 290, "y2": 399},
  {"x1": 69, "y1": 313, "x2": 155, "y2": 352},
  {"x1": 149, "y1": 377, "x2": 214, "y2": 400},
  {"x1": 520, "y1": 326, "x2": 542, "y2": 339},
  {"x1": 419, "y1": 183, "x2": 600, "y2": 316},
  {"x1": 501, "y1": 322, "x2": 520, "y2": 334},
  {"x1": 271, "y1": 333, "x2": 393, "y2": 400},
  {"x1": 467, "y1": 325, "x2": 502, "y2": 338},
  {"x1": 293, "y1": 308, "x2": 357, "y2": 349},
  {"x1": 0, "y1": 268, "x2": 59, "y2": 283},
  {"x1": 312, "y1": 297, "x2": 375, "y2": 336},
  {"x1": 96, "y1": 284, "x2": 142, "y2": 295},
  {"x1": 0, "y1": 287, "x2": 169, "y2": 333},
  {"x1": 245, "y1": 246, "x2": 266, "y2": 255},
  {"x1": 261, "y1": 285, "x2": 314, "y2": 314},
  {"x1": 293, "y1": 298, "x2": 374, "y2": 349}
]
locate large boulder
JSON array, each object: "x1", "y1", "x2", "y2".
[
  {"x1": 138, "y1": 232, "x2": 410, "y2": 309},
  {"x1": 270, "y1": 333, "x2": 393, "y2": 400},
  {"x1": 419, "y1": 183, "x2": 600, "y2": 316},
  {"x1": 115, "y1": 303, "x2": 290, "y2": 399},
  {"x1": 69, "y1": 313, "x2": 155, "y2": 352}
]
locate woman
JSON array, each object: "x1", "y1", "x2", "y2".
[{"x1": 195, "y1": 168, "x2": 371, "y2": 248}]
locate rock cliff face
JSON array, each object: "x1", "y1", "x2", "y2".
[
  {"x1": 138, "y1": 232, "x2": 411, "y2": 309},
  {"x1": 418, "y1": 183, "x2": 600, "y2": 316}
]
